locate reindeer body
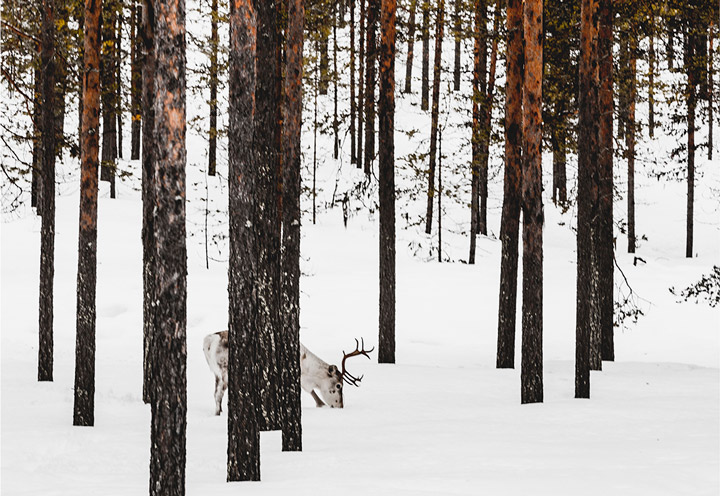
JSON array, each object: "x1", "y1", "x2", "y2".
[{"x1": 202, "y1": 331, "x2": 344, "y2": 415}]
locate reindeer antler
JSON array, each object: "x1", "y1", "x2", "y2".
[{"x1": 341, "y1": 338, "x2": 374, "y2": 387}]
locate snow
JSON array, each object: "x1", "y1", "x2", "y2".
[{"x1": 2, "y1": 5, "x2": 719, "y2": 495}]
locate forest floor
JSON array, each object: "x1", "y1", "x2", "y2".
[{"x1": 2, "y1": 12, "x2": 719, "y2": 495}]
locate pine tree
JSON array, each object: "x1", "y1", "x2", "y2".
[
  {"x1": 424, "y1": 0, "x2": 443, "y2": 235},
  {"x1": 364, "y1": 0, "x2": 378, "y2": 175},
  {"x1": 148, "y1": 0, "x2": 188, "y2": 492},
  {"x1": 421, "y1": 0, "x2": 429, "y2": 110},
  {"x1": 130, "y1": 1, "x2": 142, "y2": 160},
  {"x1": 208, "y1": 0, "x2": 219, "y2": 176},
  {"x1": 73, "y1": 0, "x2": 101, "y2": 427},
  {"x1": 227, "y1": 0, "x2": 260, "y2": 480},
  {"x1": 100, "y1": 0, "x2": 118, "y2": 198},
  {"x1": 378, "y1": 0, "x2": 396, "y2": 364},
  {"x1": 404, "y1": 0, "x2": 417, "y2": 93},
  {"x1": 496, "y1": 0, "x2": 522, "y2": 370}
]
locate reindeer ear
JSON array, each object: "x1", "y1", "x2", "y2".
[{"x1": 328, "y1": 365, "x2": 336, "y2": 376}]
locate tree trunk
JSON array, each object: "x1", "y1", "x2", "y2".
[
  {"x1": 627, "y1": 33, "x2": 637, "y2": 254},
  {"x1": 468, "y1": 0, "x2": 484, "y2": 264},
  {"x1": 551, "y1": 121, "x2": 567, "y2": 204},
  {"x1": 404, "y1": 0, "x2": 417, "y2": 93},
  {"x1": 364, "y1": 0, "x2": 378, "y2": 175},
  {"x1": 421, "y1": 0, "x2": 429, "y2": 110},
  {"x1": 708, "y1": 21, "x2": 713, "y2": 161},
  {"x1": 130, "y1": 2, "x2": 142, "y2": 160},
  {"x1": 496, "y1": 0, "x2": 522, "y2": 369},
  {"x1": 73, "y1": 0, "x2": 101, "y2": 426},
  {"x1": 452, "y1": 0, "x2": 461, "y2": 91},
  {"x1": 149, "y1": 0, "x2": 187, "y2": 493},
  {"x1": 351, "y1": 0, "x2": 357, "y2": 162},
  {"x1": 379, "y1": 0, "x2": 396, "y2": 364},
  {"x1": 254, "y1": 0, "x2": 283, "y2": 432},
  {"x1": 280, "y1": 0, "x2": 304, "y2": 452},
  {"x1": 576, "y1": 0, "x2": 599, "y2": 399},
  {"x1": 227, "y1": 0, "x2": 261, "y2": 480},
  {"x1": 319, "y1": 9, "x2": 329, "y2": 95},
  {"x1": 116, "y1": 7, "x2": 123, "y2": 160},
  {"x1": 32, "y1": 64, "x2": 41, "y2": 212},
  {"x1": 598, "y1": 0, "x2": 614, "y2": 362},
  {"x1": 424, "y1": 0, "x2": 443, "y2": 235},
  {"x1": 520, "y1": 0, "x2": 543, "y2": 405},
  {"x1": 357, "y1": 0, "x2": 365, "y2": 167},
  {"x1": 141, "y1": 0, "x2": 156, "y2": 405},
  {"x1": 208, "y1": 0, "x2": 219, "y2": 176},
  {"x1": 333, "y1": 3, "x2": 339, "y2": 159},
  {"x1": 100, "y1": 0, "x2": 117, "y2": 196},
  {"x1": 685, "y1": 25, "x2": 697, "y2": 259},
  {"x1": 38, "y1": 0, "x2": 57, "y2": 383},
  {"x1": 648, "y1": 14, "x2": 655, "y2": 138}
]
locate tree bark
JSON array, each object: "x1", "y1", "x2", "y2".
[
  {"x1": 598, "y1": 0, "x2": 614, "y2": 362},
  {"x1": 333, "y1": 3, "x2": 339, "y2": 159},
  {"x1": 520, "y1": 0, "x2": 543, "y2": 405},
  {"x1": 685, "y1": 23, "x2": 698, "y2": 258},
  {"x1": 424, "y1": 0, "x2": 443, "y2": 235},
  {"x1": 709, "y1": 21, "x2": 713, "y2": 161},
  {"x1": 281, "y1": 0, "x2": 304, "y2": 452},
  {"x1": 149, "y1": 0, "x2": 188, "y2": 493},
  {"x1": 116, "y1": 7, "x2": 123, "y2": 160},
  {"x1": 452, "y1": 0, "x2": 461, "y2": 91},
  {"x1": 364, "y1": 0, "x2": 378, "y2": 175},
  {"x1": 254, "y1": 0, "x2": 283, "y2": 432},
  {"x1": 468, "y1": 0, "x2": 484, "y2": 264},
  {"x1": 648, "y1": 12, "x2": 655, "y2": 138},
  {"x1": 404, "y1": 0, "x2": 417, "y2": 93},
  {"x1": 73, "y1": 0, "x2": 101, "y2": 426},
  {"x1": 130, "y1": 1, "x2": 142, "y2": 160},
  {"x1": 357, "y1": 0, "x2": 365, "y2": 167},
  {"x1": 100, "y1": 0, "x2": 117, "y2": 197},
  {"x1": 421, "y1": 1, "x2": 429, "y2": 110},
  {"x1": 496, "y1": 0, "x2": 522, "y2": 369},
  {"x1": 38, "y1": 0, "x2": 57, "y2": 383},
  {"x1": 351, "y1": 0, "x2": 357, "y2": 161},
  {"x1": 227, "y1": 0, "x2": 261, "y2": 479},
  {"x1": 378, "y1": 0, "x2": 396, "y2": 364},
  {"x1": 627, "y1": 32, "x2": 637, "y2": 254},
  {"x1": 208, "y1": 0, "x2": 219, "y2": 176},
  {"x1": 576, "y1": 0, "x2": 599, "y2": 398}
]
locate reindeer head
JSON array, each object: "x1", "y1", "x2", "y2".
[{"x1": 315, "y1": 364, "x2": 344, "y2": 408}]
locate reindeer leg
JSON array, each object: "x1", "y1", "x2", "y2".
[
  {"x1": 310, "y1": 390, "x2": 325, "y2": 408},
  {"x1": 214, "y1": 376, "x2": 224, "y2": 415}
]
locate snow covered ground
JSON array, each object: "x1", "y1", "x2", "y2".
[{"x1": 2, "y1": 6, "x2": 719, "y2": 495}]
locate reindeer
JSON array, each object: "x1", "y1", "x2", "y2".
[{"x1": 203, "y1": 331, "x2": 373, "y2": 415}]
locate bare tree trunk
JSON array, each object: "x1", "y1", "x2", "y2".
[
  {"x1": 280, "y1": 0, "x2": 304, "y2": 452},
  {"x1": 116, "y1": 6, "x2": 123, "y2": 160},
  {"x1": 453, "y1": 0, "x2": 461, "y2": 91},
  {"x1": 254, "y1": 0, "x2": 283, "y2": 432},
  {"x1": 708, "y1": 21, "x2": 714, "y2": 161},
  {"x1": 130, "y1": 1, "x2": 142, "y2": 160},
  {"x1": 576, "y1": 0, "x2": 599, "y2": 399},
  {"x1": 141, "y1": 0, "x2": 156, "y2": 405},
  {"x1": 227, "y1": 0, "x2": 260, "y2": 480},
  {"x1": 520, "y1": 0, "x2": 543, "y2": 405},
  {"x1": 496, "y1": 0, "x2": 522, "y2": 370},
  {"x1": 73, "y1": 0, "x2": 101, "y2": 426},
  {"x1": 598, "y1": 0, "x2": 614, "y2": 362},
  {"x1": 379, "y1": 0, "x2": 396, "y2": 364},
  {"x1": 149, "y1": 0, "x2": 187, "y2": 492},
  {"x1": 364, "y1": 0, "x2": 378, "y2": 175},
  {"x1": 648, "y1": 13, "x2": 655, "y2": 138},
  {"x1": 685, "y1": 26, "x2": 697, "y2": 259},
  {"x1": 421, "y1": 0, "x2": 429, "y2": 110},
  {"x1": 333, "y1": 3, "x2": 339, "y2": 159},
  {"x1": 424, "y1": 0, "x2": 444, "y2": 235},
  {"x1": 32, "y1": 64, "x2": 41, "y2": 212},
  {"x1": 627, "y1": 34, "x2": 637, "y2": 254},
  {"x1": 208, "y1": 0, "x2": 219, "y2": 176},
  {"x1": 101, "y1": 0, "x2": 117, "y2": 197},
  {"x1": 38, "y1": 0, "x2": 57, "y2": 383},
  {"x1": 468, "y1": 0, "x2": 484, "y2": 264},
  {"x1": 357, "y1": 0, "x2": 365, "y2": 167},
  {"x1": 404, "y1": 0, "x2": 417, "y2": 93},
  {"x1": 351, "y1": 0, "x2": 357, "y2": 162}
]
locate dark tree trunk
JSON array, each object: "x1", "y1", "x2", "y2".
[
  {"x1": 130, "y1": 1, "x2": 142, "y2": 160},
  {"x1": 379, "y1": 0, "x2": 396, "y2": 364},
  {"x1": 227, "y1": 0, "x2": 260, "y2": 480},
  {"x1": 709, "y1": 21, "x2": 714, "y2": 161},
  {"x1": 576, "y1": 0, "x2": 599, "y2": 399},
  {"x1": 468, "y1": 0, "x2": 484, "y2": 264},
  {"x1": 100, "y1": 0, "x2": 117, "y2": 196},
  {"x1": 627, "y1": 33, "x2": 637, "y2": 254},
  {"x1": 496, "y1": 0, "x2": 522, "y2": 369},
  {"x1": 254, "y1": 0, "x2": 283, "y2": 432},
  {"x1": 452, "y1": 0, "x2": 461, "y2": 91},
  {"x1": 424, "y1": 0, "x2": 443, "y2": 235},
  {"x1": 364, "y1": 0, "x2": 378, "y2": 175},
  {"x1": 141, "y1": 0, "x2": 156, "y2": 405},
  {"x1": 357, "y1": 0, "x2": 365, "y2": 167},
  {"x1": 685, "y1": 24, "x2": 697, "y2": 259},
  {"x1": 421, "y1": 0, "x2": 429, "y2": 110},
  {"x1": 281, "y1": 0, "x2": 304, "y2": 452},
  {"x1": 333, "y1": 3, "x2": 339, "y2": 159},
  {"x1": 550, "y1": 121, "x2": 567, "y2": 204},
  {"x1": 149, "y1": 0, "x2": 188, "y2": 492},
  {"x1": 520, "y1": 0, "x2": 543, "y2": 405},
  {"x1": 208, "y1": 0, "x2": 219, "y2": 176},
  {"x1": 351, "y1": 0, "x2": 357, "y2": 162},
  {"x1": 38, "y1": 0, "x2": 57, "y2": 383},
  {"x1": 319, "y1": 9, "x2": 329, "y2": 95},
  {"x1": 404, "y1": 0, "x2": 417, "y2": 93},
  {"x1": 73, "y1": 0, "x2": 101, "y2": 426},
  {"x1": 598, "y1": 0, "x2": 614, "y2": 362},
  {"x1": 32, "y1": 64, "x2": 41, "y2": 212},
  {"x1": 648, "y1": 14, "x2": 655, "y2": 138},
  {"x1": 116, "y1": 7, "x2": 123, "y2": 159}
]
